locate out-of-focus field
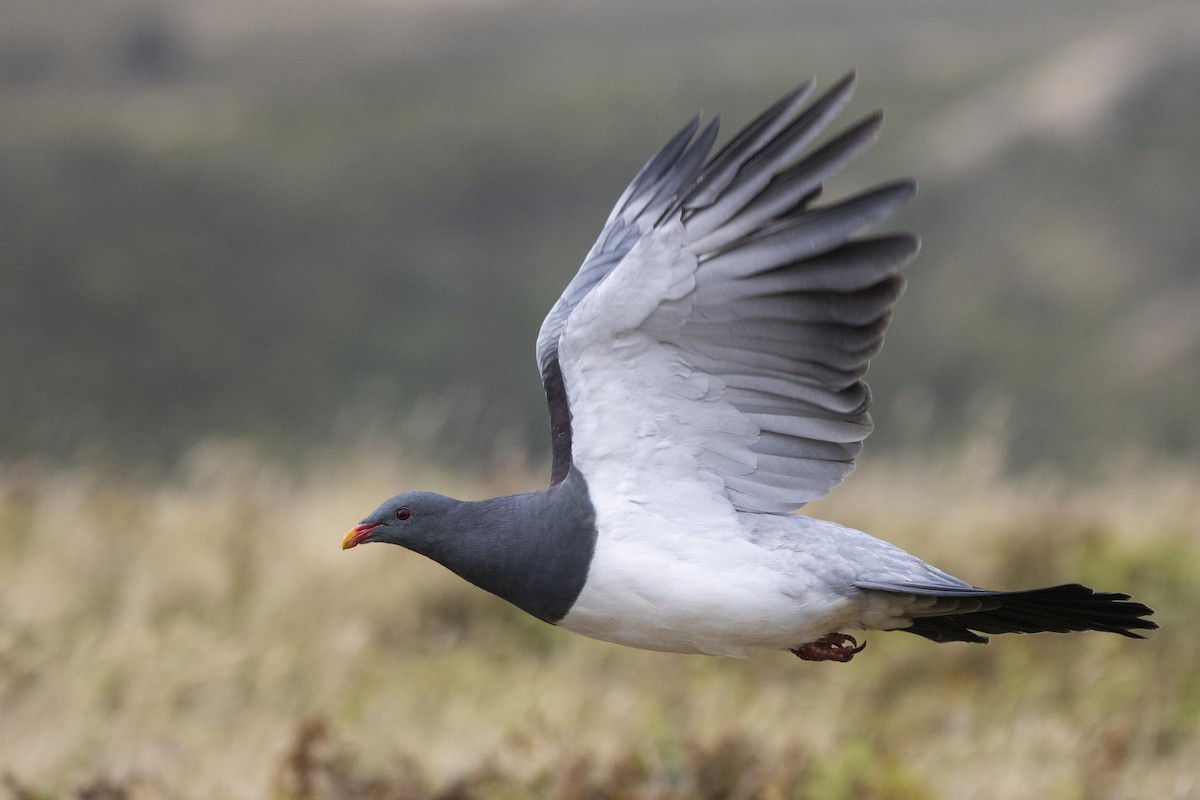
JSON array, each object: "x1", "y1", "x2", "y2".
[
  {"x1": 5, "y1": 0, "x2": 1200, "y2": 468},
  {"x1": 1, "y1": 443, "x2": 1195, "y2": 799}
]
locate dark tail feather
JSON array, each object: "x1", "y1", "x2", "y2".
[{"x1": 855, "y1": 581, "x2": 1158, "y2": 644}]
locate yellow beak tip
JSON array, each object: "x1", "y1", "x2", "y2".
[{"x1": 341, "y1": 529, "x2": 359, "y2": 550}]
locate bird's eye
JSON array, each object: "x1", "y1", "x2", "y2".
[{"x1": 395, "y1": 507, "x2": 412, "y2": 521}]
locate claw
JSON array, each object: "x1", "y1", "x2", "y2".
[{"x1": 790, "y1": 633, "x2": 867, "y2": 663}]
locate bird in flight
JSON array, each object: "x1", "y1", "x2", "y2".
[{"x1": 342, "y1": 74, "x2": 1155, "y2": 662}]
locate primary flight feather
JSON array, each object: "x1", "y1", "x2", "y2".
[{"x1": 342, "y1": 74, "x2": 1155, "y2": 662}]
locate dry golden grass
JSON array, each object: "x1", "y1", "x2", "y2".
[{"x1": 0, "y1": 440, "x2": 1196, "y2": 799}]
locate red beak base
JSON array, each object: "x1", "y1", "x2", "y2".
[{"x1": 342, "y1": 521, "x2": 381, "y2": 550}]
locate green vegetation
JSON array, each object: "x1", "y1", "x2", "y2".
[
  {"x1": 3, "y1": 0, "x2": 1199, "y2": 469},
  {"x1": 3, "y1": 3, "x2": 1197, "y2": 794},
  {"x1": 0, "y1": 443, "x2": 1194, "y2": 798}
]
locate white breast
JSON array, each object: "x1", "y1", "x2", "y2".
[{"x1": 558, "y1": 486, "x2": 862, "y2": 657}]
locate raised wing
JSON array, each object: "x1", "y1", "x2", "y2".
[
  {"x1": 543, "y1": 75, "x2": 917, "y2": 511},
  {"x1": 534, "y1": 81, "x2": 817, "y2": 380}
]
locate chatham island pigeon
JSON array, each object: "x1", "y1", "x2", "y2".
[{"x1": 342, "y1": 74, "x2": 1155, "y2": 662}]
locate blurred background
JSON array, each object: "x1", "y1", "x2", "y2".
[
  {"x1": 4, "y1": 0, "x2": 1199, "y2": 473},
  {"x1": 3, "y1": 2, "x2": 1199, "y2": 798}
]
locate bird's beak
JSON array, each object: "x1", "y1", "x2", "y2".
[{"x1": 342, "y1": 522, "x2": 381, "y2": 550}]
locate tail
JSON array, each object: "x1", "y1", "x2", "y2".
[{"x1": 856, "y1": 581, "x2": 1157, "y2": 644}]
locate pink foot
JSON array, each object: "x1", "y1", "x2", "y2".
[{"x1": 790, "y1": 633, "x2": 867, "y2": 663}]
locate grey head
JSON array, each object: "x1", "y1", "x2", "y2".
[
  {"x1": 342, "y1": 490, "x2": 463, "y2": 555},
  {"x1": 341, "y1": 470, "x2": 598, "y2": 624}
]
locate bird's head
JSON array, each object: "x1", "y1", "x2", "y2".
[{"x1": 341, "y1": 491, "x2": 461, "y2": 552}]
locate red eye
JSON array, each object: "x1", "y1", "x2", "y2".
[{"x1": 396, "y1": 507, "x2": 411, "y2": 521}]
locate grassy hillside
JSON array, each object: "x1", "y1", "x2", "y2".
[
  {"x1": 4, "y1": 4, "x2": 1195, "y2": 796},
  {"x1": 1, "y1": 444, "x2": 1194, "y2": 798},
  {"x1": 3, "y1": 0, "x2": 1199, "y2": 469}
]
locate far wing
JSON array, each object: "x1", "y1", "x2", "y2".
[{"x1": 546, "y1": 75, "x2": 917, "y2": 511}]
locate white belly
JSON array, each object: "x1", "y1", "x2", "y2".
[{"x1": 557, "y1": 504, "x2": 860, "y2": 657}]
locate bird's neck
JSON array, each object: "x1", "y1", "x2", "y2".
[{"x1": 423, "y1": 469, "x2": 597, "y2": 624}]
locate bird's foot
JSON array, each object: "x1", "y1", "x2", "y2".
[{"x1": 790, "y1": 633, "x2": 866, "y2": 663}]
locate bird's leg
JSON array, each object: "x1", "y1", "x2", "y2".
[{"x1": 790, "y1": 633, "x2": 866, "y2": 662}]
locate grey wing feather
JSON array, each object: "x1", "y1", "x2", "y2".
[
  {"x1": 678, "y1": 77, "x2": 820, "y2": 214},
  {"x1": 535, "y1": 116, "x2": 720, "y2": 379},
  {"x1": 544, "y1": 74, "x2": 919, "y2": 510},
  {"x1": 667, "y1": 78, "x2": 915, "y2": 510}
]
